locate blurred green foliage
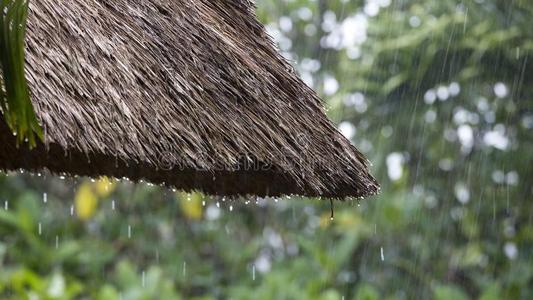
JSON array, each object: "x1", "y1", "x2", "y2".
[{"x1": 1, "y1": 0, "x2": 532, "y2": 299}]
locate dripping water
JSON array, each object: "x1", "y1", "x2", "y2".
[
  {"x1": 252, "y1": 264, "x2": 256, "y2": 281},
  {"x1": 329, "y1": 199, "x2": 334, "y2": 221}
]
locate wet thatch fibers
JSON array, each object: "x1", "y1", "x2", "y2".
[{"x1": 0, "y1": 0, "x2": 379, "y2": 198}]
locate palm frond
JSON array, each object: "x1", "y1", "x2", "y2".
[{"x1": 0, "y1": 0, "x2": 42, "y2": 147}]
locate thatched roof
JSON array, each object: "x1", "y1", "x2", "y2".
[{"x1": 0, "y1": 0, "x2": 379, "y2": 198}]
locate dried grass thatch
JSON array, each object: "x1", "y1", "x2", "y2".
[{"x1": 0, "y1": 0, "x2": 379, "y2": 198}]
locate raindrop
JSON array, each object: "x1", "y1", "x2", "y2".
[
  {"x1": 141, "y1": 271, "x2": 146, "y2": 287},
  {"x1": 70, "y1": 205, "x2": 74, "y2": 216},
  {"x1": 43, "y1": 193, "x2": 47, "y2": 203},
  {"x1": 183, "y1": 261, "x2": 187, "y2": 277},
  {"x1": 380, "y1": 247, "x2": 385, "y2": 261},
  {"x1": 128, "y1": 225, "x2": 132, "y2": 238},
  {"x1": 463, "y1": 7, "x2": 468, "y2": 33},
  {"x1": 112, "y1": 200, "x2": 116, "y2": 210},
  {"x1": 38, "y1": 222, "x2": 42, "y2": 235},
  {"x1": 229, "y1": 205, "x2": 233, "y2": 212},
  {"x1": 330, "y1": 199, "x2": 334, "y2": 221},
  {"x1": 4, "y1": 200, "x2": 7, "y2": 210},
  {"x1": 202, "y1": 200, "x2": 206, "y2": 207},
  {"x1": 55, "y1": 235, "x2": 59, "y2": 249},
  {"x1": 252, "y1": 264, "x2": 256, "y2": 281}
]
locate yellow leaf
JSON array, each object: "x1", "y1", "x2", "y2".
[
  {"x1": 93, "y1": 176, "x2": 115, "y2": 198},
  {"x1": 178, "y1": 192, "x2": 203, "y2": 220},
  {"x1": 75, "y1": 183, "x2": 98, "y2": 221}
]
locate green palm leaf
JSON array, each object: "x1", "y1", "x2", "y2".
[{"x1": 0, "y1": 0, "x2": 42, "y2": 147}]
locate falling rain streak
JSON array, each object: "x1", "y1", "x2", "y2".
[{"x1": 252, "y1": 264, "x2": 256, "y2": 281}]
